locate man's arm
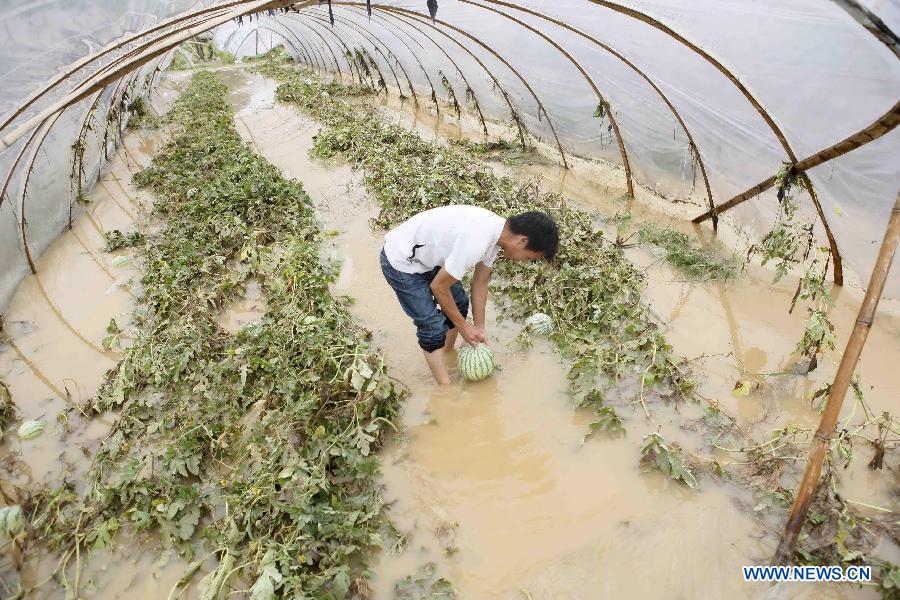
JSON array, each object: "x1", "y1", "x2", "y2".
[
  {"x1": 471, "y1": 261, "x2": 492, "y2": 334},
  {"x1": 430, "y1": 268, "x2": 485, "y2": 346}
]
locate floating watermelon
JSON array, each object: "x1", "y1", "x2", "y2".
[
  {"x1": 524, "y1": 312, "x2": 555, "y2": 336},
  {"x1": 0, "y1": 505, "x2": 24, "y2": 537},
  {"x1": 17, "y1": 420, "x2": 45, "y2": 440},
  {"x1": 457, "y1": 343, "x2": 495, "y2": 381}
]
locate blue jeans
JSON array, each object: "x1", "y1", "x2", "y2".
[{"x1": 380, "y1": 248, "x2": 469, "y2": 352}]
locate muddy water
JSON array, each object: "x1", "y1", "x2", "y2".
[
  {"x1": 227, "y1": 69, "x2": 888, "y2": 599},
  {"x1": 215, "y1": 277, "x2": 267, "y2": 332}
]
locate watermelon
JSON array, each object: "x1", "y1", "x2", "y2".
[
  {"x1": 0, "y1": 505, "x2": 24, "y2": 537},
  {"x1": 525, "y1": 312, "x2": 554, "y2": 336},
  {"x1": 17, "y1": 420, "x2": 45, "y2": 440},
  {"x1": 457, "y1": 343, "x2": 495, "y2": 381}
]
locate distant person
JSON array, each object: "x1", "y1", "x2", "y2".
[{"x1": 380, "y1": 205, "x2": 559, "y2": 384}]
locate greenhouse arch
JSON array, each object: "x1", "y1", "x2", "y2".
[{"x1": 1, "y1": 1, "x2": 899, "y2": 597}]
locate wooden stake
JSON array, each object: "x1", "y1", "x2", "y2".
[{"x1": 773, "y1": 192, "x2": 900, "y2": 565}]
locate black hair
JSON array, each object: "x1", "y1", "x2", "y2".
[{"x1": 507, "y1": 211, "x2": 559, "y2": 261}]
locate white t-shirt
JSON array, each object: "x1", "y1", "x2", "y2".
[{"x1": 384, "y1": 205, "x2": 506, "y2": 280}]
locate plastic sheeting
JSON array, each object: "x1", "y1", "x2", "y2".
[
  {"x1": 1, "y1": 0, "x2": 899, "y2": 311},
  {"x1": 0, "y1": 1, "x2": 211, "y2": 309}
]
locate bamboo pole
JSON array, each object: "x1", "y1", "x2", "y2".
[
  {"x1": 267, "y1": 13, "x2": 366, "y2": 85},
  {"x1": 311, "y1": 7, "x2": 441, "y2": 110},
  {"x1": 297, "y1": 8, "x2": 420, "y2": 101},
  {"x1": 458, "y1": 0, "x2": 628, "y2": 188},
  {"x1": 831, "y1": 0, "x2": 900, "y2": 59},
  {"x1": 472, "y1": 0, "x2": 718, "y2": 227},
  {"x1": 234, "y1": 22, "x2": 319, "y2": 70},
  {"x1": 305, "y1": 10, "x2": 410, "y2": 95},
  {"x1": 573, "y1": 0, "x2": 841, "y2": 274},
  {"x1": 583, "y1": 0, "x2": 796, "y2": 159},
  {"x1": 271, "y1": 14, "x2": 348, "y2": 81},
  {"x1": 773, "y1": 192, "x2": 900, "y2": 565},
  {"x1": 694, "y1": 100, "x2": 900, "y2": 224},
  {"x1": 343, "y1": 5, "x2": 489, "y2": 136},
  {"x1": 0, "y1": 2, "x2": 248, "y2": 131},
  {"x1": 18, "y1": 112, "x2": 66, "y2": 274},
  {"x1": 372, "y1": 7, "x2": 528, "y2": 147}
]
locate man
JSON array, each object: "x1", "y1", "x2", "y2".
[{"x1": 380, "y1": 205, "x2": 559, "y2": 384}]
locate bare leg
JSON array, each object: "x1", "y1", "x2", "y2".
[
  {"x1": 443, "y1": 328, "x2": 459, "y2": 351},
  {"x1": 423, "y1": 348, "x2": 452, "y2": 385}
]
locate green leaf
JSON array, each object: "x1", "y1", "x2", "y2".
[
  {"x1": 106, "y1": 318, "x2": 121, "y2": 334},
  {"x1": 198, "y1": 551, "x2": 235, "y2": 600},
  {"x1": 331, "y1": 565, "x2": 352, "y2": 599},
  {"x1": 584, "y1": 406, "x2": 626, "y2": 440},
  {"x1": 177, "y1": 504, "x2": 201, "y2": 540},
  {"x1": 732, "y1": 380, "x2": 755, "y2": 398},
  {"x1": 639, "y1": 433, "x2": 697, "y2": 489},
  {"x1": 249, "y1": 550, "x2": 282, "y2": 600}
]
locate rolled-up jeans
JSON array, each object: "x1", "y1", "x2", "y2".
[{"x1": 380, "y1": 248, "x2": 469, "y2": 352}]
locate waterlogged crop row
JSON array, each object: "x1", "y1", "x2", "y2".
[{"x1": 29, "y1": 71, "x2": 403, "y2": 599}]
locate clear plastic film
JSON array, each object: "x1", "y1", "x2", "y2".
[{"x1": 1, "y1": 0, "x2": 899, "y2": 309}]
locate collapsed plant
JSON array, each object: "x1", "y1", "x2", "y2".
[
  {"x1": 637, "y1": 224, "x2": 738, "y2": 281},
  {"x1": 22, "y1": 71, "x2": 403, "y2": 599}
]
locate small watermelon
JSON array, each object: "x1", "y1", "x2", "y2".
[
  {"x1": 457, "y1": 343, "x2": 495, "y2": 382},
  {"x1": 0, "y1": 505, "x2": 24, "y2": 537},
  {"x1": 17, "y1": 420, "x2": 45, "y2": 440},
  {"x1": 525, "y1": 312, "x2": 554, "y2": 336}
]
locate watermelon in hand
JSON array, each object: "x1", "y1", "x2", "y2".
[{"x1": 457, "y1": 343, "x2": 496, "y2": 381}]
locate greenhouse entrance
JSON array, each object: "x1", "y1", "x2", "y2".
[{"x1": 1, "y1": 2, "x2": 899, "y2": 599}]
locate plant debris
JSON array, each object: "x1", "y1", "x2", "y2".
[
  {"x1": 639, "y1": 433, "x2": 698, "y2": 489},
  {"x1": 250, "y1": 58, "x2": 695, "y2": 422},
  {"x1": 637, "y1": 224, "x2": 737, "y2": 281},
  {"x1": 249, "y1": 55, "x2": 900, "y2": 587},
  {"x1": 103, "y1": 229, "x2": 146, "y2": 252}
]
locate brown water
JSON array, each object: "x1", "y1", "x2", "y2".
[{"x1": 1, "y1": 67, "x2": 896, "y2": 599}]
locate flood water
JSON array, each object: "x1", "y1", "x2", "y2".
[{"x1": 1, "y1": 66, "x2": 897, "y2": 599}]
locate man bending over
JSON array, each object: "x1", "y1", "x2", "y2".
[{"x1": 379, "y1": 205, "x2": 559, "y2": 384}]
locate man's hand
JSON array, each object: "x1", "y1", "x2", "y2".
[
  {"x1": 470, "y1": 262, "x2": 491, "y2": 347},
  {"x1": 460, "y1": 323, "x2": 486, "y2": 347}
]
